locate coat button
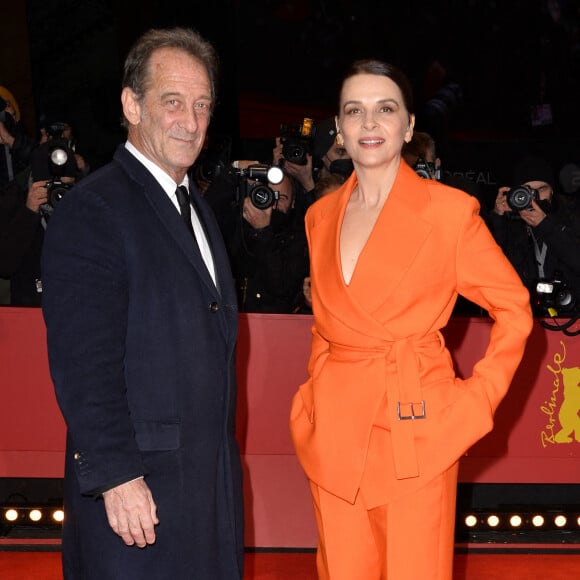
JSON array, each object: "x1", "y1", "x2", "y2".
[{"x1": 209, "y1": 302, "x2": 219, "y2": 313}]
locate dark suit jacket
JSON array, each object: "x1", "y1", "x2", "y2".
[{"x1": 41, "y1": 145, "x2": 243, "y2": 579}]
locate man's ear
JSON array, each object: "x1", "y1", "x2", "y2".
[{"x1": 121, "y1": 87, "x2": 141, "y2": 126}]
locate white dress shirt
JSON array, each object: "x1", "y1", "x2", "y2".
[{"x1": 124, "y1": 142, "x2": 217, "y2": 285}]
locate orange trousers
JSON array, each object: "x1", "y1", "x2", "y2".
[{"x1": 309, "y1": 462, "x2": 459, "y2": 580}]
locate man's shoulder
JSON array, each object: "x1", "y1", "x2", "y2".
[{"x1": 71, "y1": 149, "x2": 139, "y2": 200}]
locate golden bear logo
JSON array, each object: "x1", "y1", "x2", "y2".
[
  {"x1": 540, "y1": 340, "x2": 580, "y2": 447},
  {"x1": 554, "y1": 367, "x2": 580, "y2": 444}
]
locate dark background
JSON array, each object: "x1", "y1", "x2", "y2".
[{"x1": 2, "y1": 0, "x2": 580, "y2": 184}]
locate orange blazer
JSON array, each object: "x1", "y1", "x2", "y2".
[{"x1": 290, "y1": 162, "x2": 533, "y2": 507}]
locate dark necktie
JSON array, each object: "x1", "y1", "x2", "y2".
[{"x1": 175, "y1": 185, "x2": 196, "y2": 240}]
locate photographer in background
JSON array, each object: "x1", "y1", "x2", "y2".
[
  {"x1": 206, "y1": 162, "x2": 309, "y2": 313},
  {"x1": 0, "y1": 87, "x2": 36, "y2": 188},
  {"x1": 39, "y1": 117, "x2": 91, "y2": 179},
  {"x1": 272, "y1": 116, "x2": 353, "y2": 208},
  {"x1": 0, "y1": 138, "x2": 78, "y2": 305},
  {"x1": 402, "y1": 129, "x2": 485, "y2": 202},
  {"x1": 484, "y1": 155, "x2": 580, "y2": 317}
]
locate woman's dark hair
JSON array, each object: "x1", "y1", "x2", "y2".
[
  {"x1": 340, "y1": 59, "x2": 414, "y2": 115},
  {"x1": 121, "y1": 27, "x2": 219, "y2": 126}
]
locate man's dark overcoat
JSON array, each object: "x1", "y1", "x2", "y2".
[{"x1": 42, "y1": 145, "x2": 244, "y2": 579}]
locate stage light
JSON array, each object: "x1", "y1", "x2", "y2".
[
  {"x1": 29, "y1": 509, "x2": 42, "y2": 522},
  {"x1": 576, "y1": 515, "x2": 580, "y2": 527},
  {"x1": 487, "y1": 515, "x2": 500, "y2": 528},
  {"x1": 531, "y1": 515, "x2": 545, "y2": 527},
  {"x1": 4, "y1": 508, "x2": 19, "y2": 522},
  {"x1": 52, "y1": 509, "x2": 64, "y2": 523},
  {"x1": 509, "y1": 515, "x2": 522, "y2": 528},
  {"x1": 554, "y1": 515, "x2": 567, "y2": 528},
  {"x1": 464, "y1": 514, "x2": 478, "y2": 528}
]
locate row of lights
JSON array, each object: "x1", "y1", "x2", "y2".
[
  {"x1": 460, "y1": 512, "x2": 580, "y2": 530},
  {"x1": 2, "y1": 507, "x2": 64, "y2": 525}
]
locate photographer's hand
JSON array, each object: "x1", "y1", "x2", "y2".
[
  {"x1": 26, "y1": 180, "x2": 49, "y2": 213},
  {"x1": 0, "y1": 121, "x2": 15, "y2": 148},
  {"x1": 273, "y1": 137, "x2": 315, "y2": 190},
  {"x1": 303, "y1": 276, "x2": 312, "y2": 307},
  {"x1": 284, "y1": 154, "x2": 316, "y2": 192},
  {"x1": 272, "y1": 137, "x2": 284, "y2": 166},
  {"x1": 519, "y1": 199, "x2": 547, "y2": 227},
  {"x1": 493, "y1": 186, "x2": 511, "y2": 215},
  {"x1": 242, "y1": 197, "x2": 272, "y2": 229}
]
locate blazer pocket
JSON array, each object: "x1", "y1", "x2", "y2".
[{"x1": 133, "y1": 420, "x2": 181, "y2": 451}]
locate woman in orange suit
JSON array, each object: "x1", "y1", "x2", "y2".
[{"x1": 289, "y1": 59, "x2": 533, "y2": 580}]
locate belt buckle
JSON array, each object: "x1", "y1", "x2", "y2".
[{"x1": 397, "y1": 400, "x2": 426, "y2": 420}]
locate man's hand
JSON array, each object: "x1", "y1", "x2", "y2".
[
  {"x1": 493, "y1": 186, "x2": 511, "y2": 216},
  {"x1": 519, "y1": 199, "x2": 547, "y2": 227},
  {"x1": 0, "y1": 121, "x2": 15, "y2": 148},
  {"x1": 273, "y1": 137, "x2": 315, "y2": 191},
  {"x1": 303, "y1": 276, "x2": 312, "y2": 307},
  {"x1": 102, "y1": 478, "x2": 159, "y2": 548},
  {"x1": 242, "y1": 196, "x2": 272, "y2": 229},
  {"x1": 26, "y1": 181, "x2": 49, "y2": 213}
]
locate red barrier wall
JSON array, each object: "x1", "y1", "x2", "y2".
[{"x1": 1, "y1": 308, "x2": 579, "y2": 547}]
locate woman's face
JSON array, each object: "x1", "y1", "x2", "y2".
[{"x1": 338, "y1": 73, "x2": 414, "y2": 170}]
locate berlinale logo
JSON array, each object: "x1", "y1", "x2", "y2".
[{"x1": 540, "y1": 340, "x2": 580, "y2": 447}]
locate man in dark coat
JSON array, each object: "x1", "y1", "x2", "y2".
[{"x1": 41, "y1": 27, "x2": 244, "y2": 579}]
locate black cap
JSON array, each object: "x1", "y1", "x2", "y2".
[
  {"x1": 512, "y1": 156, "x2": 554, "y2": 187},
  {"x1": 312, "y1": 117, "x2": 338, "y2": 159}
]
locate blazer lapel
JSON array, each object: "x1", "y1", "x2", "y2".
[
  {"x1": 349, "y1": 164, "x2": 433, "y2": 313},
  {"x1": 311, "y1": 162, "x2": 433, "y2": 340}
]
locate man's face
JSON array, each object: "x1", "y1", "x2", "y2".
[
  {"x1": 524, "y1": 180, "x2": 553, "y2": 201},
  {"x1": 122, "y1": 47, "x2": 212, "y2": 183}
]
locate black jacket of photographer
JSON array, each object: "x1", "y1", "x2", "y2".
[
  {"x1": 0, "y1": 178, "x2": 42, "y2": 285},
  {"x1": 483, "y1": 196, "x2": 580, "y2": 314},
  {"x1": 0, "y1": 140, "x2": 78, "y2": 305},
  {"x1": 205, "y1": 169, "x2": 309, "y2": 313}
]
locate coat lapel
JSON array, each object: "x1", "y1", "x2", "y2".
[
  {"x1": 115, "y1": 147, "x2": 222, "y2": 301},
  {"x1": 311, "y1": 162, "x2": 433, "y2": 339}
]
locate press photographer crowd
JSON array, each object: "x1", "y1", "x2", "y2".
[{"x1": 1, "y1": 85, "x2": 580, "y2": 325}]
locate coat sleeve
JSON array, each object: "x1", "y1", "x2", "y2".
[
  {"x1": 41, "y1": 187, "x2": 145, "y2": 495},
  {"x1": 536, "y1": 212, "x2": 580, "y2": 279},
  {"x1": 454, "y1": 196, "x2": 534, "y2": 413}
]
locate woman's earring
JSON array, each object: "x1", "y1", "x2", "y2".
[{"x1": 336, "y1": 132, "x2": 344, "y2": 147}]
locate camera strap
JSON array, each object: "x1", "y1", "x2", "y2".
[
  {"x1": 528, "y1": 226, "x2": 547, "y2": 277},
  {"x1": 2, "y1": 144, "x2": 13, "y2": 181}
]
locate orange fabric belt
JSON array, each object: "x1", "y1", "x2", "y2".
[{"x1": 329, "y1": 331, "x2": 445, "y2": 479}]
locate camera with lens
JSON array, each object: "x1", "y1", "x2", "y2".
[
  {"x1": 31, "y1": 140, "x2": 76, "y2": 219},
  {"x1": 413, "y1": 156, "x2": 438, "y2": 180},
  {"x1": 535, "y1": 274, "x2": 577, "y2": 317},
  {"x1": 280, "y1": 117, "x2": 315, "y2": 166},
  {"x1": 232, "y1": 163, "x2": 284, "y2": 210},
  {"x1": 505, "y1": 184, "x2": 539, "y2": 211}
]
